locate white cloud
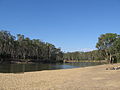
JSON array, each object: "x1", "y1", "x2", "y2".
[
  {"x1": 62, "y1": 48, "x2": 96, "y2": 52},
  {"x1": 79, "y1": 48, "x2": 95, "y2": 52}
]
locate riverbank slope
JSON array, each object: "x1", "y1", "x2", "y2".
[{"x1": 0, "y1": 63, "x2": 120, "y2": 90}]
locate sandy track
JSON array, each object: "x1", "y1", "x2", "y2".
[{"x1": 0, "y1": 63, "x2": 120, "y2": 90}]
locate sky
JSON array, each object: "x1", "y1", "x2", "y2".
[{"x1": 0, "y1": 0, "x2": 120, "y2": 52}]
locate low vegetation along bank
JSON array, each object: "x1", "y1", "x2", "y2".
[{"x1": 64, "y1": 60, "x2": 107, "y2": 63}]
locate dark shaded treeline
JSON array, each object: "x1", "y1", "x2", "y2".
[
  {"x1": 0, "y1": 30, "x2": 63, "y2": 63},
  {"x1": 64, "y1": 33, "x2": 120, "y2": 63}
]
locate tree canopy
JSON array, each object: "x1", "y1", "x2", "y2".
[
  {"x1": 0, "y1": 30, "x2": 63, "y2": 63},
  {"x1": 96, "y1": 33, "x2": 120, "y2": 63}
]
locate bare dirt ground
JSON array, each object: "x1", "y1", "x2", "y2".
[{"x1": 0, "y1": 63, "x2": 120, "y2": 90}]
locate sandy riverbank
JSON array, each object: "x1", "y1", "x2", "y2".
[{"x1": 0, "y1": 63, "x2": 120, "y2": 90}]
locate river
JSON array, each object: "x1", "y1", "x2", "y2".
[{"x1": 0, "y1": 62, "x2": 106, "y2": 73}]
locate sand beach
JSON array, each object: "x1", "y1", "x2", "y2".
[{"x1": 0, "y1": 63, "x2": 120, "y2": 90}]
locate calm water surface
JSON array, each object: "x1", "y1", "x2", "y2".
[{"x1": 0, "y1": 62, "x2": 105, "y2": 73}]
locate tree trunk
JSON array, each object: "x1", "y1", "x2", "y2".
[
  {"x1": 105, "y1": 51, "x2": 109, "y2": 63},
  {"x1": 109, "y1": 54, "x2": 112, "y2": 64}
]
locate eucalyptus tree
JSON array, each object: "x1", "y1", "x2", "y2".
[
  {"x1": 112, "y1": 36, "x2": 120, "y2": 62},
  {"x1": 113, "y1": 36, "x2": 120, "y2": 53},
  {"x1": 96, "y1": 33, "x2": 118, "y2": 63},
  {"x1": 0, "y1": 30, "x2": 63, "y2": 63},
  {"x1": 0, "y1": 30, "x2": 15, "y2": 61},
  {"x1": 53, "y1": 47, "x2": 63, "y2": 61}
]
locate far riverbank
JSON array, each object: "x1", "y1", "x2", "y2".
[{"x1": 64, "y1": 60, "x2": 107, "y2": 63}]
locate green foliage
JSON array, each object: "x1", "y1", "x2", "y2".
[
  {"x1": 96, "y1": 33, "x2": 120, "y2": 63},
  {"x1": 0, "y1": 30, "x2": 63, "y2": 63},
  {"x1": 96, "y1": 33, "x2": 118, "y2": 50}
]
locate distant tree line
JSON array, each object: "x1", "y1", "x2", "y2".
[
  {"x1": 0, "y1": 30, "x2": 63, "y2": 63},
  {"x1": 64, "y1": 50, "x2": 104, "y2": 61},
  {"x1": 64, "y1": 33, "x2": 120, "y2": 63}
]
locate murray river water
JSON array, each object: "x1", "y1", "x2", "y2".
[{"x1": 0, "y1": 62, "x2": 105, "y2": 73}]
